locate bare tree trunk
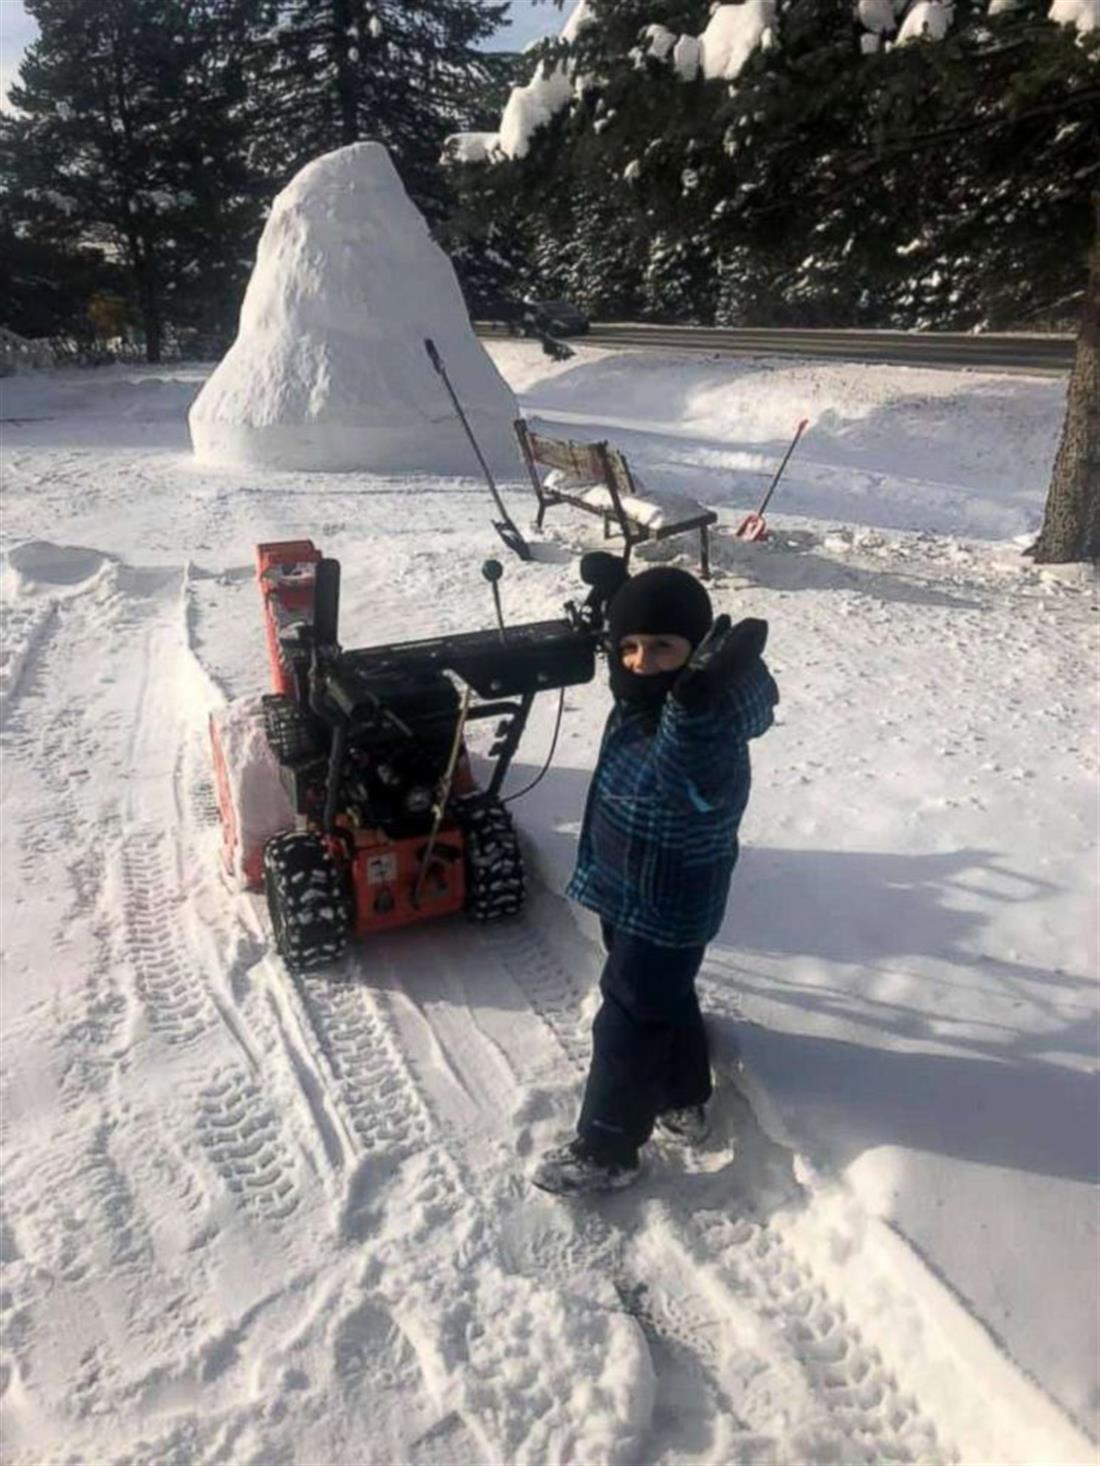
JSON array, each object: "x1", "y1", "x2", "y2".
[
  {"x1": 135, "y1": 246, "x2": 163, "y2": 365},
  {"x1": 1030, "y1": 196, "x2": 1099, "y2": 564},
  {"x1": 333, "y1": 0, "x2": 358, "y2": 146}
]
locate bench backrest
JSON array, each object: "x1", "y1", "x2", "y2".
[
  {"x1": 514, "y1": 419, "x2": 639, "y2": 537},
  {"x1": 518, "y1": 425, "x2": 607, "y2": 484},
  {"x1": 515, "y1": 420, "x2": 637, "y2": 492}
]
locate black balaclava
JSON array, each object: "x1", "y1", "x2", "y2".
[{"x1": 607, "y1": 566, "x2": 713, "y2": 712}]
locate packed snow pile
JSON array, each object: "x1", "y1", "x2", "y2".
[
  {"x1": 209, "y1": 696, "x2": 294, "y2": 890},
  {"x1": 189, "y1": 142, "x2": 520, "y2": 475}
]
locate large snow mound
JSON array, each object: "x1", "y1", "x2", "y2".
[{"x1": 189, "y1": 142, "x2": 521, "y2": 476}]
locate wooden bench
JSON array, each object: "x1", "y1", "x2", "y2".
[{"x1": 513, "y1": 419, "x2": 717, "y2": 578}]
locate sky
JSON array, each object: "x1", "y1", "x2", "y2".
[
  {"x1": 0, "y1": 0, "x2": 38, "y2": 108},
  {"x1": 497, "y1": 0, "x2": 567, "y2": 49},
  {"x1": 0, "y1": 0, "x2": 564, "y2": 109}
]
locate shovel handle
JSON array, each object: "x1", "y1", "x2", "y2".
[{"x1": 753, "y1": 417, "x2": 809, "y2": 519}]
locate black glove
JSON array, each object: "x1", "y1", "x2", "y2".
[
  {"x1": 673, "y1": 616, "x2": 769, "y2": 712},
  {"x1": 579, "y1": 551, "x2": 630, "y2": 629}
]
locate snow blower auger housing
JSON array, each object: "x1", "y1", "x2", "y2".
[{"x1": 210, "y1": 540, "x2": 625, "y2": 971}]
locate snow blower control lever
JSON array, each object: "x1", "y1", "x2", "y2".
[
  {"x1": 216, "y1": 542, "x2": 626, "y2": 970},
  {"x1": 483, "y1": 558, "x2": 507, "y2": 640}
]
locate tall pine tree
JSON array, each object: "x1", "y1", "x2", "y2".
[
  {"x1": 0, "y1": 0, "x2": 263, "y2": 361},
  {"x1": 248, "y1": 0, "x2": 509, "y2": 222}
]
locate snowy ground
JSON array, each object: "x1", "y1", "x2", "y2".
[{"x1": 1, "y1": 342, "x2": 1096, "y2": 1464}]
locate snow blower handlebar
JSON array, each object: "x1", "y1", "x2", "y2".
[
  {"x1": 297, "y1": 548, "x2": 623, "y2": 706},
  {"x1": 259, "y1": 542, "x2": 625, "y2": 827}
]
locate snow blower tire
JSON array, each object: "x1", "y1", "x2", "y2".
[
  {"x1": 458, "y1": 795, "x2": 525, "y2": 922},
  {"x1": 263, "y1": 831, "x2": 351, "y2": 970}
]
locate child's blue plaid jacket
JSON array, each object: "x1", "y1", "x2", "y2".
[{"x1": 566, "y1": 659, "x2": 778, "y2": 947}]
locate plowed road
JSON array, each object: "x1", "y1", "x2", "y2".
[{"x1": 478, "y1": 321, "x2": 1074, "y2": 375}]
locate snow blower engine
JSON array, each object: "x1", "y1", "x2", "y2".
[{"x1": 210, "y1": 540, "x2": 626, "y2": 971}]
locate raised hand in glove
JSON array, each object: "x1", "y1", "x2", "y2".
[{"x1": 672, "y1": 615, "x2": 769, "y2": 713}]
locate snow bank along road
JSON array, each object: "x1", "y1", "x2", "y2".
[{"x1": 0, "y1": 347, "x2": 1096, "y2": 1463}]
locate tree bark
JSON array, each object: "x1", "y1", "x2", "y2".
[
  {"x1": 1030, "y1": 196, "x2": 1099, "y2": 564},
  {"x1": 333, "y1": 0, "x2": 358, "y2": 146},
  {"x1": 134, "y1": 246, "x2": 163, "y2": 365}
]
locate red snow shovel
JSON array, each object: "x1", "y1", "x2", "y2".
[{"x1": 736, "y1": 417, "x2": 809, "y2": 541}]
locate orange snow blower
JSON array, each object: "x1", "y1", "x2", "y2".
[
  {"x1": 735, "y1": 418, "x2": 809, "y2": 541},
  {"x1": 210, "y1": 541, "x2": 626, "y2": 971}
]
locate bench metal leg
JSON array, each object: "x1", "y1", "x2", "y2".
[{"x1": 699, "y1": 525, "x2": 711, "y2": 580}]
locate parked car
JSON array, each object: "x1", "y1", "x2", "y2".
[{"x1": 525, "y1": 299, "x2": 590, "y2": 336}]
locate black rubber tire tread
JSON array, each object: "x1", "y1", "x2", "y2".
[
  {"x1": 263, "y1": 831, "x2": 351, "y2": 970},
  {"x1": 456, "y1": 793, "x2": 525, "y2": 922}
]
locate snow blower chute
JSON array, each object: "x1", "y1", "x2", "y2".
[{"x1": 209, "y1": 542, "x2": 626, "y2": 971}]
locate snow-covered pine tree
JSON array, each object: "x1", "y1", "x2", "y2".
[
  {"x1": 440, "y1": 151, "x2": 533, "y2": 316},
  {"x1": 559, "y1": 168, "x2": 648, "y2": 317},
  {"x1": 0, "y1": 0, "x2": 263, "y2": 361},
  {"x1": 700, "y1": 0, "x2": 889, "y2": 326},
  {"x1": 248, "y1": 0, "x2": 507, "y2": 222},
  {"x1": 456, "y1": 0, "x2": 1095, "y2": 336},
  {"x1": 844, "y1": 0, "x2": 1099, "y2": 329}
]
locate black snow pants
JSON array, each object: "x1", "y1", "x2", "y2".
[{"x1": 577, "y1": 921, "x2": 711, "y2": 1165}]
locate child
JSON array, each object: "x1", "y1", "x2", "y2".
[{"x1": 533, "y1": 565, "x2": 778, "y2": 1196}]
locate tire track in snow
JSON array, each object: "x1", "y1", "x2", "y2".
[
  {"x1": 481, "y1": 904, "x2": 957, "y2": 1464},
  {"x1": 1, "y1": 554, "x2": 141, "y2": 1125},
  {"x1": 120, "y1": 836, "x2": 211, "y2": 1049},
  {"x1": 124, "y1": 568, "x2": 502, "y2": 1463},
  {"x1": 111, "y1": 575, "x2": 328, "y2": 1231},
  {"x1": 178, "y1": 569, "x2": 499, "y2": 1456},
  {"x1": 0, "y1": 600, "x2": 58, "y2": 726},
  {"x1": 1, "y1": 554, "x2": 336, "y2": 1458},
  {"x1": 193, "y1": 1065, "x2": 300, "y2": 1221},
  {"x1": 692, "y1": 972, "x2": 949, "y2": 1464},
  {"x1": 271, "y1": 932, "x2": 688, "y2": 1463},
  {"x1": 116, "y1": 759, "x2": 306, "y2": 1222},
  {"x1": 292, "y1": 975, "x2": 436, "y2": 1163},
  {"x1": 254, "y1": 965, "x2": 510, "y2": 1462},
  {"x1": 0, "y1": 560, "x2": 202, "y2": 1443},
  {"x1": 341, "y1": 925, "x2": 766, "y2": 1463}
]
